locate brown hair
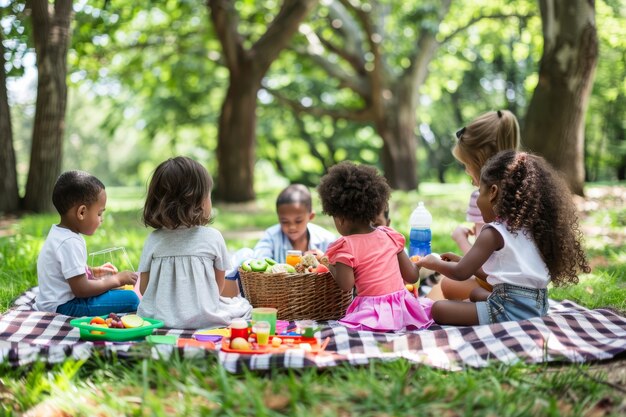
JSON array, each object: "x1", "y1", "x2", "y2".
[
  {"x1": 453, "y1": 110, "x2": 521, "y2": 183},
  {"x1": 481, "y1": 150, "x2": 590, "y2": 286},
  {"x1": 143, "y1": 156, "x2": 213, "y2": 229}
]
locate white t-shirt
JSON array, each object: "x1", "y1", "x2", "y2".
[
  {"x1": 36, "y1": 225, "x2": 87, "y2": 312},
  {"x1": 482, "y1": 222, "x2": 550, "y2": 289}
]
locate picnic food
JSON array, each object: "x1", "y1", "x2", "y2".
[
  {"x1": 241, "y1": 258, "x2": 297, "y2": 274},
  {"x1": 230, "y1": 337, "x2": 251, "y2": 350},
  {"x1": 89, "y1": 313, "x2": 147, "y2": 330},
  {"x1": 267, "y1": 263, "x2": 296, "y2": 273},
  {"x1": 405, "y1": 283, "x2": 418, "y2": 297},
  {"x1": 121, "y1": 314, "x2": 145, "y2": 328}
]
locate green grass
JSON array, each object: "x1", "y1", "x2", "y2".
[
  {"x1": 0, "y1": 357, "x2": 621, "y2": 416},
  {"x1": 0, "y1": 183, "x2": 625, "y2": 416}
]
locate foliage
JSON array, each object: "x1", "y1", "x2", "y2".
[
  {"x1": 584, "y1": 0, "x2": 626, "y2": 181},
  {"x1": 3, "y1": 0, "x2": 625, "y2": 191}
]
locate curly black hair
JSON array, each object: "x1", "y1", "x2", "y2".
[
  {"x1": 317, "y1": 161, "x2": 390, "y2": 225},
  {"x1": 481, "y1": 150, "x2": 591, "y2": 286},
  {"x1": 52, "y1": 171, "x2": 105, "y2": 215}
]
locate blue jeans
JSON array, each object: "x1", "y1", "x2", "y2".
[
  {"x1": 56, "y1": 290, "x2": 140, "y2": 317},
  {"x1": 476, "y1": 283, "x2": 548, "y2": 325}
]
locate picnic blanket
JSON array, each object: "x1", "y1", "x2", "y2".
[{"x1": 1, "y1": 287, "x2": 625, "y2": 373}]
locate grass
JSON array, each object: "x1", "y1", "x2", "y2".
[{"x1": 0, "y1": 182, "x2": 625, "y2": 416}]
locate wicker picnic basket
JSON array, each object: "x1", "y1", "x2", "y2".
[{"x1": 239, "y1": 269, "x2": 353, "y2": 321}]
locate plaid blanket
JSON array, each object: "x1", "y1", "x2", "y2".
[{"x1": 2, "y1": 287, "x2": 625, "y2": 373}]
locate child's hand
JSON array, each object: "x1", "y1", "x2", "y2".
[
  {"x1": 415, "y1": 254, "x2": 440, "y2": 269},
  {"x1": 91, "y1": 263, "x2": 118, "y2": 278},
  {"x1": 440, "y1": 252, "x2": 461, "y2": 263},
  {"x1": 116, "y1": 271, "x2": 138, "y2": 287},
  {"x1": 451, "y1": 226, "x2": 473, "y2": 244}
]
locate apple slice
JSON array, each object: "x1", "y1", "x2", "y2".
[{"x1": 121, "y1": 314, "x2": 145, "y2": 328}]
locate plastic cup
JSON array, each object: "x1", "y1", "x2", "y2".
[
  {"x1": 253, "y1": 321, "x2": 271, "y2": 346},
  {"x1": 251, "y1": 307, "x2": 278, "y2": 334},
  {"x1": 285, "y1": 250, "x2": 302, "y2": 267},
  {"x1": 296, "y1": 320, "x2": 318, "y2": 338},
  {"x1": 230, "y1": 318, "x2": 249, "y2": 339}
]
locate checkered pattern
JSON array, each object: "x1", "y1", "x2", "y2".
[{"x1": 1, "y1": 287, "x2": 625, "y2": 372}]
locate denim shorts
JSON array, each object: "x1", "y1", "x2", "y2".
[{"x1": 476, "y1": 283, "x2": 548, "y2": 325}]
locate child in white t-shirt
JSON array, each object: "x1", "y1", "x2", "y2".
[
  {"x1": 36, "y1": 171, "x2": 139, "y2": 316},
  {"x1": 417, "y1": 151, "x2": 590, "y2": 325}
]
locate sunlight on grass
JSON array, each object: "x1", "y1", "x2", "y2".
[
  {"x1": 0, "y1": 183, "x2": 624, "y2": 416},
  {"x1": 0, "y1": 358, "x2": 620, "y2": 417}
]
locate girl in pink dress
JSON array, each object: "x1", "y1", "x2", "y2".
[{"x1": 317, "y1": 162, "x2": 434, "y2": 332}]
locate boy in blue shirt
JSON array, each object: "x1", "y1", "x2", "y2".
[
  {"x1": 223, "y1": 184, "x2": 336, "y2": 296},
  {"x1": 254, "y1": 184, "x2": 336, "y2": 262}
]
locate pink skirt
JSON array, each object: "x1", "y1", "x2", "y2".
[{"x1": 338, "y1": 289, "x2": 434, "y2": 332}]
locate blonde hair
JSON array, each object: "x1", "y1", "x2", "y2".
[{"x1": 452, "y1": 110, "x2": 521, "y2": 182}]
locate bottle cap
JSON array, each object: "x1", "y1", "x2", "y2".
[
  {"x1": 230, "y1": 318, "x2": 248, "y2": 329},
  {"x1": 409, "y1": 201, "x2": 432, "y2": 228}
]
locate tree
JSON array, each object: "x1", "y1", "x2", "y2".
[
  {"x1": 0, "y1": 30, "x2": 20, "y2": 213},
  {"x1": 208, "y1": 0, "x2": 318, "y2": 202},
  {"x1": 523, "y1": 0, "x2": 598, "y2": 195},
  {"x1": 0, "y1": 4, "x2": 24, "y2": 213},
  {"x1": 267, "y1": 0, "x2": 452, "y2": 190},
  {"x1": 22, "y1": 0, "x2": 73, "y2": 212}
]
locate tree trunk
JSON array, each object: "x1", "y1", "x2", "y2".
[
  {"x1": 378, "y1": 97, "x2": 418, "y2": 190},
  {"x1": 0, "y1": 31, "x2": 20, "y2": 213},
  {"x1": 523, "y1": 0, "x2": 597, "y2": 196},
  {"x1": 215, "y1": 72, "x2": 259, "y2": 202},
  {"x1": 208, "y1": 0, "x2": 318, "y2": 202},
  {"x1": 23, "y1": 0, "x2": 73, "y2": 213}
]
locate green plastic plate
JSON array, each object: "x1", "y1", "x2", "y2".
[{"x1": 70, "y1": 315, "x2": 164, "y2": 342}]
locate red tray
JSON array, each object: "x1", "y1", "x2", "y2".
[{"x1": 221, "y1": 335, "x2": 322, "y2": 354}]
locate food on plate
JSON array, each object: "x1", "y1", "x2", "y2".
[
  {"x1": 230, "y1": 337, "x2": 251, "y2": 350},
  {"x1": 121, "y1": 314, "x2": 145, "y2": 328}
]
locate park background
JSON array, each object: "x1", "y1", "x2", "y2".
[{"x1": 1, "y1": 0, "x2": 626, "y2": 416}]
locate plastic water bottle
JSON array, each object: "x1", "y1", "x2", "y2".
[{"x1": 409, "y1": 201, "x2": 432, "y2": 257}]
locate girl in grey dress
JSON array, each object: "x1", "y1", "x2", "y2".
[{"x1": 137, "y1": 156, "x2": 252, "y2": 329}]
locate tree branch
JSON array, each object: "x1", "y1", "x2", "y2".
[
  {"x1": 208, "y1": 0, "x2": 244, "y2": 72},
  {"x1": 315, "y1": 33, "x2": 366, "y2": 76},
  {"x1": 337, "y1": 0, "x2": 385, "y2": 113},
  {"x1": 292, "y1": 45, "x2": 369, "y2": 96},
  {"x1": 319, "y1": 0, "x2": 367, "y2": 75},
  {"x1": 253, "y1": 0, "x2": 318, "y2": 73},
  {"x1": 264, "y1": 86, "x2": 373, "y2": 122},
  {"x1": 294, "y1": 115, "x2": 329, "y2": 171},
  {"x1": 439, "y1": 12, "x2": 534, "y2": 45}
]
